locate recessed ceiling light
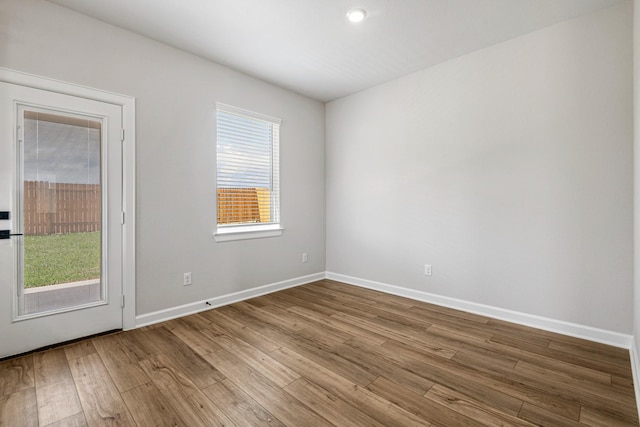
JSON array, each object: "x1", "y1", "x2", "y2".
[{"x1": 346, "y1": 8, "x2": 367, "y2": 23}]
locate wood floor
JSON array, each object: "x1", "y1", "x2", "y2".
[{"x1": 1, "y1": 280, "x2": 638, "y2": 426}]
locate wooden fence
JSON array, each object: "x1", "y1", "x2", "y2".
[
  {"x1": 23, "y1": 183, "x2": 269, "y2": 234},
  {"x1": 23, "y1": 181, "x2": 100, "y2": 235},
  {"x1": 217, "y1": 187, "x2": 271, "y2": 225}
]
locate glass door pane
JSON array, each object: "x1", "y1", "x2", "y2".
[{"x1": 18, "y1": 108, "x2": 103, "y2": 316}]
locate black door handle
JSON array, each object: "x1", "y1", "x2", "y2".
[{"x1": 0, "y1": 230, "x2": 23, "y2": 240}]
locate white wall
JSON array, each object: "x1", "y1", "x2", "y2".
[
  {"x1": 633, "y1": 0, "x2": 640, "y2": 356},
  {"x1": 0, "y1": 0, "x2": 326, "y2": 315},
  {"x1": 0, "y1": 0, "x2": 632, "y2": 336},
  {"x1": 326, "y1": 2, "x2": 633, "y2": 333}
]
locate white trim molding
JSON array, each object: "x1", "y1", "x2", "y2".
[
  {"x1": 135, "y1": 272, "x2": 325, "y2": 328},
  {"x1": 0, "y1": 67, "x2": 137, "y2": 332},
  {"x1": 631, "y1": 338, "x2": 640, "y2": 423},
  {"x1": 214, "y1": 225, "x2": 283, "y2": 242},
  {"x1": 325, "y1": 272, "x2": 633, "y2": 349}
]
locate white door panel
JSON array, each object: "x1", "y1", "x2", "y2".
[{"x1": 0, "y1": 81, "x2": 123, "y2": 358}]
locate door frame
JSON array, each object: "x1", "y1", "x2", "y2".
[{"x1": 0, "y1": 67, "x2": 137, "y2": 330}]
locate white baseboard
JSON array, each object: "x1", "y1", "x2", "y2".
[
  {"x1": 631, "y1": 338, "x2": 640, "y2": 423},
  {"x1": 135, "y1": 272, "x2": 325, "y2": 328},
  {"x1": 325, "y1": 272, "x2": 633, "y2": 349},
  {"x1": 135, "y1": 270, "x2": 632, "y2": 349}
]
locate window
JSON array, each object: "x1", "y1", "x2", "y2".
[{"x1": 214, "y1": 103, "x2": 282, "y2": 241}]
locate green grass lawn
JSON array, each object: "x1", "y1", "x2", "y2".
[{"x1": 24, "y1": 232, "x2": 101, "y2": 288}]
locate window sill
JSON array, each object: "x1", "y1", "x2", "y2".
[{"x1": 214, "y1": 225, "x2": 284, "y2": 242}]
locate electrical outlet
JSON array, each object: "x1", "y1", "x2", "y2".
[
  {"x1": 183, "y1": 272, "x2": 192, "y2": 286},
  {"x1": 424, "y1": 264, "x2": 432, "y2": 276},
  {"x1": 302, "y1": 252, "x2": 308, "y2": 263}
]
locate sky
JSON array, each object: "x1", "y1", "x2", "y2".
[
  {"x1": 216, "y1": 111, "x2": 273, "y2": 188},
  {"x1": 23, "y1": 117, "x2": 101, "y2": 185}
]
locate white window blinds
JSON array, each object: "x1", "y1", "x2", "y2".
[{"x1": 216, "y1": 104, "x2": 280, "y2": 228}]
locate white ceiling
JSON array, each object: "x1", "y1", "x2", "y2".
[{"x1": 48, "y1": 0, "x2": 626, "y2": 102}]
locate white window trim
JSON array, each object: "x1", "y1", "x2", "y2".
[
  {"x1": 215, "y1": 103, "x2": 283, "y2": 242},
  {"x1": 216, "y1": 103, "x2": 281, "y2": 125},
  {"x1": 213, "y1": 224, "x2": 283, "y2": 242}
]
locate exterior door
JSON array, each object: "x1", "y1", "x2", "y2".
[{"x1": 0, "y1": 81, "x2": 124, "y2": 358}]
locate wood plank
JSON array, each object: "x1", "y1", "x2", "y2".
[
  {"x1": 143, "y1": 326, "x2": 224, "y2": 389},
  {"x1": 312, "y1": 280, "x2": 418, "y2": 311},
  {"x1": 357, "y1": 297, "x2": 482, "y2": 333},
  {"x1": 138, "y1": 353, "x2": 236, "y2": 427},
  {"x1": 302, "y1": 283, "x2": 406, "y2": 313},
  {"x1": 481, "y1": 318, "x2": 556, "y2": 346},
  {"x1": 116, "y1": 328, "x2": 162, "y2": 363},
  {"x1": 253, "y1": 292, "x2": 301, "y2": 310},
  {"x1": 288, "y1": 305, "x2": 388, "y2": 345},
  {"x1": 202, "y1": 348, "x2": 330, "y2": 426},
  {"x1": 175, "y1": 313, "x2": 212, "y2": 331},
  {"x1": 450, "y1": 348, "x2": 514, "y2": 378},
  {"x1": 613, "y1": 375, "x2": 635, "y2": 390},
  {"x1": 379, "y1": 339, "x2": 554, "y2": 418},
  {"x1": 315, "y1": 280, "x2": 417, "y2": 308},
  {"x1": 286, "y1": 287, "x2": 377, "y2": 319},
  {"x1": 364, "y1": 303, "x2": 435, "y2": 330},
  {"x1": 490, "y1": 316, "x2": 629, "y2": 360},
  {"x1": 201, "y1": 309, "x2": 282, "y2": 354},
  {"x1": 293, "y1": 324, "x2": 352, "y2": 348},
  {"x1": 244, "y1": 300, "x2": 319, "y2": 332},
  {"x1": 340, "y1": 338, "x2": 436, "y2": 395},
  {"x1": 428, "y1": 324, "x2": 612, "y2": 386},
  {"x1": 68, "y1": 353, "x2": 136, "y2": 426},
  {"x1": 512, "y1": 361, "x2": 638, "y2": 423},
  {"x1": 0, "y1": 355, "x2": 34, "y2": 396},
  {"x1": 425, "y1": 384, "x2": 536, "y2": 427},
  {"x1": 271, "y1": 345, "x2": 433, "y2": 427},
  {"x1": 63, "y1": 341, "x2": 96, "y2": 361},
  {"x1": 580, "y1": 406, "x2": 639, "y2": 427},
  {"x1": 92, "y1": 334, "x2": 150, "y2": 393},
  {"x1": 331, "y1": 311, "x2": 457, "y2": 359},
  {"x1": 491, "y1": 332, "x2": 551, "y2": 353},
  {"x1": 548, "y1": 339, "x2": 632, "y2": 370},
  {"x1": 428, "y1": 332, "x2": 519, "y2": 375},
  {"x1": 202, "y1": 379, "x2": 285, "y2": 427},
  {"x1": 230, "y1": 301, "x2": 301, "y2": 333},
  {"x1": 229, "y1": 301, "x2": 314, "y2": 335},
  {"x1": 44, "y1": 412, "x2": 88, "y2": 427},
  {"x1": 296, "y1": 288, "x2": 392, "y2": 321},
  {"x1": 518, "y1": 402, "x2": 584, "y2": 427},
  {"x1": 491, "y1": 333, "x2": 633, "y2": 379},
  {"x1": 169, "y1": 324, "x2": 223, "y2": 356},
  {"x1": 259, "y1": 304, "x2": 355, "y2": 347},
  {"x1": 407, "y1": 299, "x2": 490, "y2": 325},
  {"x1": 160, "y1": 318, "x2": 185, "y2": 331},
  {"x1": 262, "y1": 290, "x2": 339, "y2": 317},
  {"x1": 199, "y1": 325, "x2": 300, "y2": 388},
  {"x1": 0, "y1": 388, "x2": 38, "y2": 427},
  {"x1": 278, "y1": 331, "x2": 379, "y2": 387},
  {"x1": 309, "y1": 285, "x2": 452, "y2": 332},
  {"x1": 33, "y1": 349, "x2": 83, "y2": 426},
  {"x1": 514, "y1": 360, "x2": 632, "y2": 404},
  {"x1": 366, "y1": 376, "x2": 485, "y2": 427},
  {"x1": 372, "y1": 314, "x2": 456, "y2": 349},
  {"x1": 406, "y1": 305, "x2": 497, "y2": 340},
  {"x1": 284, "y1": 377, "x2": 388, "y2": 427},
  {"x1": 215, "y1": 306, "x2": 294, "y2": 350},
  {"x1": 121, "y1": 381, "x2": 185, "y2": 427}
]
